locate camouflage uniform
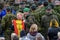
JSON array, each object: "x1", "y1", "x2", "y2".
[{"x1": 1, "y1": 13, "x2": 16, "y2": 40}]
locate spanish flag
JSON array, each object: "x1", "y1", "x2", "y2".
[{"x1": 13, "y1": 20, "x2": 24, "y2": 37}]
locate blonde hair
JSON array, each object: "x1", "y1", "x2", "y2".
[
  {"x1": 29, "y1": 24, "x2": 38, "y2": 32},
  {"x1": 50, "y1": 19, "x2": 59, "y2": 27},
  {"x1": 17, "y1": 12, "x2": 23, "y2": 16}
]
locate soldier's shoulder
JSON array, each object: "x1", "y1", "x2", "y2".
[
  {"x1": 42, "y1": 15, "x2": 47, "y2": 18},
  {"x1": 52, "y1": 14, "x2": 58, "y2": 17}
]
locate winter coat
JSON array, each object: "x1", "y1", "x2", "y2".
[
  {"x1": 48, "y1": 27, "x2": 60, "y2": 40},
  {"x1": 1, "y1": 13, "x2": 16, "y2": 40},
  {"x1": 19, "y1": 36, "x2": 30, "y2": 40},
  {"x1": 27, "y1": 33, "x2": 45, "y2": 40}
]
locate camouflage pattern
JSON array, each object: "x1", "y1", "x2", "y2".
[{"x1": 1, "y1": 13, "x2": 16, "y2": 40}]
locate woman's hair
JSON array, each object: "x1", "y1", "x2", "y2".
[
  {"x1": 29, "y1": 24, "x2": 38, "y2": 32},
  {"x1": 50, "y1": 19, "x2": 59, "y2": 27}
]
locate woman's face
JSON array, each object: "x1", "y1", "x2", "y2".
[
  {"x1": 30, "y1": 27, "x2": 38, "y2": 36},
  {"x1": 17, "y1": 13, "x2": 23, "y2": 20}
]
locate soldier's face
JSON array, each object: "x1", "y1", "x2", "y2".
[{"x1": 46, "y1": 9, "x2": 52, "y2": 13}]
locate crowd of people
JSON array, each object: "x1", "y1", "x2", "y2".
[{"x1": 0, "y1": 0, "x2": 60, "y2": 40}]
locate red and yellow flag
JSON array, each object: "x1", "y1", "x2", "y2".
[{"x1": 13, "y1": 20, "x2": 24, "y2": 37}]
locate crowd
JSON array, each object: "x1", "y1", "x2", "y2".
[{"x1": 0, "y1": 0, "x2": 60, "y2": 40}]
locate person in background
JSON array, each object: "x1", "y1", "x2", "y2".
[
  {"x1": 31, "y1": 4, "x2": 37, "y2": 14},
  {"x1": 6, "y1": 7, "x2": 11, "y2": 14},
  {"x1": 3, "y1": 3, "x2": 9, "y2": 15},
  {"x1": 23, "y1": 7, "x2": 38, "y2": 34},
  {"x1": 43, "y1": 1, "x2": 48, "y2": 7},
  {"x1": 0, "y1": 3, "x2": 6, "y2": 39},
  {"x1": 34, "y1": 1, "x2": 43, "y2": 14},
  {"x1": 11, "y1": 6, "x2": 16, "y2": 15},
  {"x1": 37, "y1": 1, "x2": 43, "y2": 9},
  {"x1": 0, "y1": 3, "x2": 6, "y2": 19},
  {"x1": 19, "y1": 2, "x2": 25, "y2": 10},
  {"x1": 1, "y1": 7, "x2": 16, "y2": 40},
  {"x1": 19, "y1": 30, "x2": 30, "y2": 40},
  {"x1": 23, "y1": 7, "x2": 30, "y2": 34},
  {"x1": 48, "y1": 19, "x2": 60, "y2": 40},
  {"x1": 27, "y1": 24, "x2": 45, "y2": 40}
]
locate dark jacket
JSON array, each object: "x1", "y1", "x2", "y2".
[{"x1": 48, "y1": 27, "x2": 60, "y2": 40}]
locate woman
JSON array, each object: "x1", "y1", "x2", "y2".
[
  {"x1": 27, "y1": 24, "x2": 45, "y2": 40},
  {"x1": 48, "y1": 19, "x2": 60, "y2": 40}
]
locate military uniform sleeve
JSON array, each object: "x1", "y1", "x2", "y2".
[
  {"x1": 41, "y1": 15, "x2": 46, "y2": 27},
  {"x1": 1, "y1": 16, "x2": 6, "y2": 30}
]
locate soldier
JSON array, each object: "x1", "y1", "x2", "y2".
[
  {"x1": 1, "y1": 7, "x2": 16, "y2": 40},
  {"x1": 17, "y1": 2, "x2": 25, "y2": 13},
  {"x1": 34, "y1": 2, "x2": 43, "y2": 14},
  {"x1": 23, "y1": 7, "x2": 38, "y2": 34},
  {"x1": 41, "y1": 6, "x2": 59, "y2": 40}
]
